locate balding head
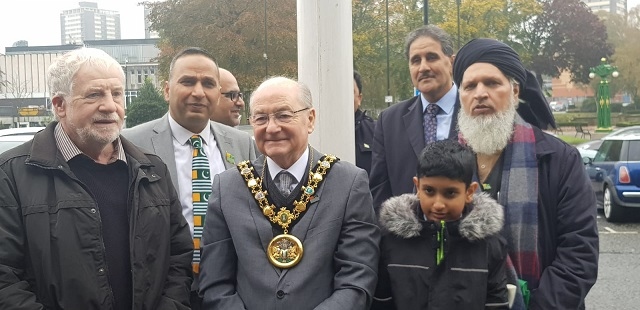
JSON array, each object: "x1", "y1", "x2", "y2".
[{"x1": 211, "y1": 68, "x2": 244, "y2": 127}]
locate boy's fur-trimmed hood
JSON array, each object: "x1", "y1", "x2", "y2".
[{"x1": 378, "y1": 192, "x2": 504, "y2": 241}]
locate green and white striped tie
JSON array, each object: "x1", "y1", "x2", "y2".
[{"x1": 189, "y1": 135, "x2": 210, "y2": 274}]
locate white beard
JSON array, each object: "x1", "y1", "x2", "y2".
[{"x1": 458, "y1": 97, "x2": 518, "y2": 155}]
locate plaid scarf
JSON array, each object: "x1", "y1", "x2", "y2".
[
  {"x1": 460, "y1": 114, "x2": 541, "y2": 309},
  {"x1": 498, "y1": 115, "x2": 541, "y2": 289}
]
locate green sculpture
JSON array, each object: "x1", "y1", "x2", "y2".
[{"x1": 589, "y1": 58, "x2": 619, "y2": 132}]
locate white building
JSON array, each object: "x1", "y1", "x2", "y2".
[
  {"x1": 60, "y1": 1, "x2": 121, "y2": 45},
  {"x1": 582, "y1": 0, "x2": 627, "y2": 15}
]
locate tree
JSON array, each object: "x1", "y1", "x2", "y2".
[
  {"x1": 125, "y1": 78, "x2": 167, "y2": 128},
  {"x1": 144, "y1": 0, "x2": 297, "y2": 89},
  {"x1": 598, "y1": 8, "x2": 640, "y2": 105},
  {"x1": 519, "y1": 0, "x2": 613, "y2": 84}
]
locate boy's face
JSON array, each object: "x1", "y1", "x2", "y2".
[{"x1": 413, "y1": 176, "x2": 478, "y2": 222}]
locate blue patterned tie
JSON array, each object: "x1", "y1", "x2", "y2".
[
  {"x1": 189, "y1": 135, "x2": 210, "y2": 274},
  {"x1": 423, "y1": 104, "x2": 440, "y2": 144}
]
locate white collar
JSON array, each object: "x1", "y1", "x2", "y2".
[
  {"x1": 266, "y1": 147, "x2": 309, "y2": 183},
  {"x1": 168, "y1": 114, "x2": 212, "y2": 145}
]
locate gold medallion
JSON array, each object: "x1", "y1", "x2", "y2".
[
  {"x1": 237, "y1": 151, "x2": 338, "y2": 269},
  {"x1": 267, "y1": 234, "x2": 304, "y2": 268}
]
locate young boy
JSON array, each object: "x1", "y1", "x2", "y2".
[{"x1": 372, "y1": 139, "x2": 510, "y2": 310}]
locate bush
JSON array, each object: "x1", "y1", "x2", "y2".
[
  {"x1": 581, "y1": 98, "x2": 597, "y2": 112},
  {"x1": 610, "y1": 103, "x2": 622, "y2": 113}
]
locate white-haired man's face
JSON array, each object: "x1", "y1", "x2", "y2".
[{"x1": 457, "y1": 62, "x2": 520, "y2": 155}]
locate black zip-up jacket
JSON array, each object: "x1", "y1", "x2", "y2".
[
  {"x1": 0, "y1": 122, "x2": 193, "y2": 309},
  {"x1": 372, "y1": 192, "x2": 509, "y2": 310}
]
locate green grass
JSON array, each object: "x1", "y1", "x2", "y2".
[{"x1": 558, "y1": 135, "x2": 589, "y2": 145}]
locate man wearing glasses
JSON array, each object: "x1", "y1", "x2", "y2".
[
  {"x1": 198, "y1": 77, "x2": 380, "y2": 309},
  {"x1": 122, "y1": 47, "x2": 258, "y2": 309},
  {"x1": 211, "y1": 68, "x2": 245, "y2": 127}
]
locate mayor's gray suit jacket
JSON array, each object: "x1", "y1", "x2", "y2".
[
  {"x1": 198, "y1": 148, "x2": 380, "y2": 310},
  {"x1": 122, "y1": 114, "x2": 259, "y2": 193}
]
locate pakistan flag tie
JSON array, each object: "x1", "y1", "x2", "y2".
[{"x1": 189, "y1": 135, "x2": 211, "y2": 274}]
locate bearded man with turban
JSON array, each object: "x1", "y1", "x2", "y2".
[{"x1": 453, "y1": 38, "x2": 598, "y2": 310}]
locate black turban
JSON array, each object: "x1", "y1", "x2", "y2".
[{"x1": 453, "y1": 38, "x2": 556, "y2": 129}]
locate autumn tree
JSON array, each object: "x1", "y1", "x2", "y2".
[
  {"x1": 517, "y1": 0, "x2": 613, "y2": 84},
  {"x1": 598, "y1": 7, "x2": 640, "y2": 105},
  {"x1": 144, "y1": 0, "x2": 297, "y2": 90},
  {"x1": 125, "y1": 78, "x2": 167, "y2": 128}
]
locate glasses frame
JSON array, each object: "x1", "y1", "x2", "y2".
[
  {"x1": 221, "y1": 91, "x2": 244, "y2": 103},
  {"x1": 249, "y1": 107, "x2": 311, "y2": 126}
]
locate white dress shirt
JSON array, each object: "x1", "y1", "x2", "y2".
[
  {"x1": 420, "y1": 84, "x2": 458, "y2": 141},
  {"x1": 168, "y1": 115, "x2": 226, "y2": 236},
  {"x1": 266, "y1": 147, "x2": 309, "y2": 190}
]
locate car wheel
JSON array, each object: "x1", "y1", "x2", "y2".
[{"x1": 603, "y1": 186, "x2": 626, "y2": 222}]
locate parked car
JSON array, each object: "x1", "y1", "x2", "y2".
[
  {"x1": 0, "y1": 135, "x2": 35, "y2": 154},
  {"x1": 584, "y1": 133, "x2": 640, "y2": 222},
  {"x1": 0, "y1": 126, "x2": 45, "y2": 137},
  {"x1": 576, "y1": 125, "x2": 640, "y2": 153},
  {"x1": 0, "y1": 127, "x2": 44, "y2": 155}
]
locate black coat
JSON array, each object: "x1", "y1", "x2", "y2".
[
  {"x1": 527, "y1": 127, "x2": 598, "y2": 309},
  {"x1": 369, "y1": 95, "x2": 460, "y2": 210},
  {"x1": 0, "y1": 122, "x2": 193, "y2": 309},
  {"x1": 373, "y1": 193, "x2": 509, "y2": 310},
  {"x1": 355, "y1": 109, "x2": 375, "y2": 175}
]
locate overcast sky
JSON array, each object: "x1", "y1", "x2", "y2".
[{"x1": 1, "y1": 0, "x2": 639, "y2": 52}]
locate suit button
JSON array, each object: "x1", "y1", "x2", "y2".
[
  {"x1": 276, "y1": 290, "x2": 285, "y2": 299},
  {"x1": 98, "y1": 268, "x2": 105, "y2": 275}
]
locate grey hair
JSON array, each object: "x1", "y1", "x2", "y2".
[
  {"x1": 47, "y1": 48, "x2": 124, "y2": 119},
  {"x1": 250, "y1": 76, "x2": 313, "y2": 111},
  {"x1": 404, "y1": 25, "x2": 454, "y2": 59}
]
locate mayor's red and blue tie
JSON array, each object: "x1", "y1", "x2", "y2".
[{"x1": 189, "y1": 135, "x2": 210, "y2": 274}]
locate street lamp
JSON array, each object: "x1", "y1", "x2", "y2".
[
  {"x1": 124, "y1": 57, "x2": 129, "y2": 109},
  {"x1": 456, "y1": 0, "x2": 461, "y2": 50},
  {"x1": 423, "y1": 0, "x2": 429, "y2": 25},
  {"x1": 589, "y1": 57, "x2": 619, "y2": 133},
  {"x1": 263, "y1": 0, "x2": 268, "y2": 78}
]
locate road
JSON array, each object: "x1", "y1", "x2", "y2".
[{"x1": 585, "y1": 211, "x2": 640, "y2": 310}]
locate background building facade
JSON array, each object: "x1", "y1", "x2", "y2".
[
  {"x1": 60, "y1": 1, "x2": 121, "y2": 45},
  {"x1": 582, "y1": 0, "x2": 628, "y2": 15}
]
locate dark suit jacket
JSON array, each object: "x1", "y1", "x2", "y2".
[
  {"x1": 355, "y1": 109, "x2": 375, "y2": 175},
  {"x1": 199, "y1": 149, "x2": 380, "y2": 310},
  {"x1": 369, "y1": 95, "x2": 459, "y2": 209}
]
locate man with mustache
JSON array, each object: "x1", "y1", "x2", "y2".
[
  {"x1": 369, "y1": 25, "x2": 460, "y2": 209},
  {"x1": 0, "y1": 48, "x2": 193, "y2": 309},
  {"x1": 123, "y1": 47, "x2": 258, "y2": 309},
  {"x1": 211, "y1": 68, "x2": 245, "y2": 127},
  {"x1": 453, "y1": 38, "x2": 598, "y2": 310}
]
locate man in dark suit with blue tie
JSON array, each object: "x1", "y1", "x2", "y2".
[{"x1": 370, "y1": 25, "x2": 460, "y2": 210}]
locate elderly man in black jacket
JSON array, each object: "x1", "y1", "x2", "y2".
[
  {"x1": 453, "y1": 38, "x2": 598, "y2": 310},
  {"x1": 0, "y1": 48, "x2": 193, "y2": 309},
  {"x1": 353, "y1": 70, "x2": 375, "y2": 175}
]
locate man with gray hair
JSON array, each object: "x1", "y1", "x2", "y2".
[
  {"x1": 369, "y1": 25, "x2": 460, "y2": 210},
  {"x1": 0, "y1": 47, "x2": 193, "y2": 309},
  {"x1": 198, "y1": 77, "x2": 380, "y2": 309}
]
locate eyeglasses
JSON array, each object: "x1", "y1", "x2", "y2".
[
  {"x1": 250, "y1": 107, "x2": 310, "y2": 126},
  {"x1": 221, "y1": 91, "x2": 244, "y2": 103}
]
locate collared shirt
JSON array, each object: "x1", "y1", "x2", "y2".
[
  {"x1": 266, "y1": 147, "x2": 309, "y2": 189},
  {"x1": 55, "y1": 123, "x2": 127, "y2": 164},
  {"x1": 168, "y1": 114, "x2": 226, "y2": 236},
  {"x1": 420, "y1": 84, "x2": 458, "y2": 141}
]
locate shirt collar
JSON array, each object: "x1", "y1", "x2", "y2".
[
  {"x1": 420, "y1": 84, "x2": 458, "y2": 115},
  {"x1": 54, "y1": 123, "x2": 126, "y2": 163},
  {"x1": 168, "y1": 113, "x2": 212, "y2": 145},
  {"x1": 266, "y1": 147, "x2": 309, "y2": 183}
]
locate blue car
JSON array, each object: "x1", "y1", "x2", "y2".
[{"x1": 584, "y1": 134, "x2": 640, "y2": 222}]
